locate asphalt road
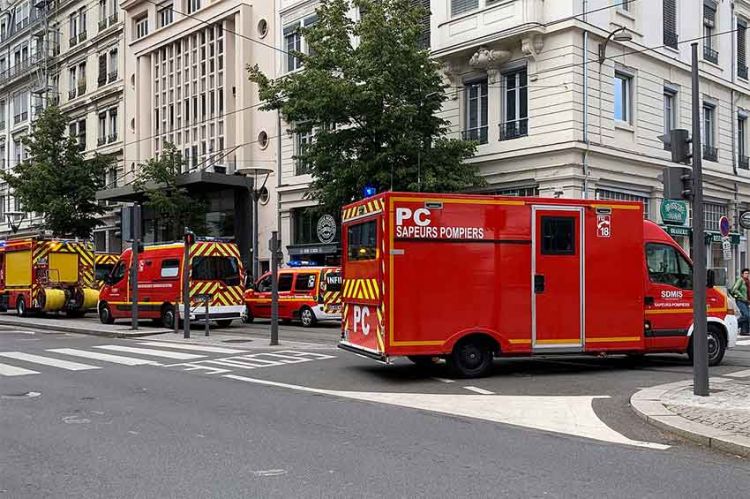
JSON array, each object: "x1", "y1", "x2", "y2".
[{"x1": 1, "y1": 325, "x2": 749, "y2": 498}]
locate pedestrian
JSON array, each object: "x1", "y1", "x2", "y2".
[{"x1": 730, "y1": 268, "x2": 750, "y2": 336}]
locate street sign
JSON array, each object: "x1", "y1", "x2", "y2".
[
  {"x1": 719, "y1": 216, "x2": 730, "y2": 237},
  {"x1": 722, "y1": 236, "x2": 732, "y2": 260},
  {"x1": 660, "y1": 199, "x2": 688, "y2": 225},
  {"x1": 740, "y1": 210, "x2": 750, "y2": 230}
]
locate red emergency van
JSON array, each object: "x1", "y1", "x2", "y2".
[
  {"x1": 98, "y1": 239, "x2": 245, "y2": 327},
  {"x1": 244, "y1": 266, "x2": 342, "y2": 327},
  {"x1": 338, "y1": 192, "x2": 739, "y2": 377}
]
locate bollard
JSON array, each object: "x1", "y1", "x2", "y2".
[
  {"x1": 204, "y1": 295, "x2": 210, "y2": 337},
  {"x1": 173, "y1": 302, "x2": 179, "y2": 334}
]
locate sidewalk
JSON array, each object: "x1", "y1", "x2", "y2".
[
  {"x1": 0, "y1": 313, "x2": 171, "y2": 338},
  {"x1": 631, "y1": 376, "x2": 750, "y2": 457}
]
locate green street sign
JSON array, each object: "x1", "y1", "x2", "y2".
[{"x1": 660, "y1": 199, "x2": 688, "y2": 225}]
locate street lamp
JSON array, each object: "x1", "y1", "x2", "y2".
[
  {"x1": 5, "y1": 211, "x2": 27, "y2": 234},
  {"x1": 598, "y1": 27, "x2": 632, "y2": 64},
  {"x1": 236, "y1": 165, "x2": 273, "y2": 280}
]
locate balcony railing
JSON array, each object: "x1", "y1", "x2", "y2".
[
  {"x1": 108, "y1": 70, "x2": 117, "y2": 83},
  {"x1": 107, "y1": 133, "x2": 118, "y2": 143},
  {"x1": 740, "y1": 154, "x2": 750, "y2": 170},
  {"x1": 98, "y1": 19, "x2": 108, "y2": 32},
  {"x1": 462, "y1": 126, "x2": 488, "y2": 145},
  {"x1": 49, "y1": 95, "x2": 60, "y2": 106},
  {"x1": 77, "y1": 82, "x2": 87, "y2": 95},
  {"x1": 0, "y1": 120, "x2": 4, "y2": 130},
  {"x1": 740, "y1": 64, "x2": 749, "y2": 80},
  {"x1": 499, "y1": 119, "x2": 528, "y2": 141},
  {"x1": 664, "y1": 30, "x2": 678, "y2": 49},
  {"x1": 97, "y1": 136, "x2": 107, "y2": 146},
  {"x1": 109, "y1": 13, "x2": 119, "y2": 25},
  {"x1": 68, "y1": 89, "x2": 77, "y2": 100},
  {"x1": 98, "y1": 75, "x2": 107, "y2": 87},
  {"x1": 69, "y1": 36, "x2": 78, "y2": 48},
  {"x1": 13, "y1": 111, "x2": 28, "y2": 124},
  {"x1": 704, "y1": 45, "x2": 719, "y2": 64},
  {"x1": 703, "y1": 145, "x2": 718, "y2": 161},
  {"x1": 79, "y1": 32, "x2": 87, "y2": 43}
]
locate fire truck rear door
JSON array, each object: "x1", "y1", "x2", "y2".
[{"x1": 532, "y1": 206, "x2": 584, "y2": 351}]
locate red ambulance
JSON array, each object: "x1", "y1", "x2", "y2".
[
  {"x1": 338, "y1": 192, "x2": 738, "y2": 377},
  {"x1": 98, "y1": 239, "x2": 245, "y2": 327},
  {"x1": 244, "y1": 266, "x2": 342, "y2": 327}
]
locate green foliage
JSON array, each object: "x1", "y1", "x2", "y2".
[
  {"x1": 248, "y1": 0, "x2": 482, "y2": 212},
  {"x1": 0, "y1": 105, "x2": 112, "y2": 238},
  {"x1": 133, "y1": 143, "x2": 207, "y2": 240}
]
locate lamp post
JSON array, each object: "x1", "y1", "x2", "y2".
[
  {"x1": 5, "y1": 211, "x2": 27, "y2": 234},
  {"x1": 598, "y1": 27, "x2": 633, "y2": 64},
  {"x1": 236, "y1": 166, "x2": 273, "y2": 280}
]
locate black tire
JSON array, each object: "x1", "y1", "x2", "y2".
[
  {"x1": 16, "y1": 297, "x2": 28, "y2": 318},
  {"x1": 448, "y1": 337, "x2": 494, "y2": 378},
  {"x1": 215, "y1": 319, "x2": 233, "y2": 328},
  {"x1": 242, "y1": 305, "x2": 254, "y2": 324},
  {"x1": 299, "y1": 306, "x2": 317, "y2": 328},
  {"x1": 99, "y1": 302, "x2": 115, "y2": 324},
  {"x1": 408, "y1": 356, "x2": 439, "y2": 368},
  {"x1": 161, "y1": 304, "x2": 177, "y2": 329},
  {"x1": 688, "y1": 326, "x2": 727, "y2": 367}
]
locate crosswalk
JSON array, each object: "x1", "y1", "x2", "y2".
[{"x1": 0, "y1": 342, "x2": 337, "y2": 378}]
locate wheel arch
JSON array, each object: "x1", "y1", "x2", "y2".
[
  {"x1": 687, "y1": 317, "x2": 728, "y2": 345},
  {"x1": 443, "y1": 328, "x2": 503, "y2": 355}
]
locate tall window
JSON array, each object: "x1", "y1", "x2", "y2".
[
  {"x1": 613, "y1": 72, "x2": 631, "y2": 123},
  {"x1": 98, "y1": 53, "x2": 107, "y2": 86},
  {"x1": 0, "y1": 100, "x2": 5, "y2": 129},
  {"x1": 616, "y1": 0, "x2": 631, "y2": 11},
  {"x1": 109, "y1": 49, "x2": 118, "y2": 81},
  {"x1": 295, "y1": 126, "x2": 315, "y2": 175},
  {"x1": 703, "y1": 1, "x2": 718, "y2": 63},
  {"x1": 703, "y1": 103, "x2": 717, "y2": 161},
  {"x1": 739, "y1": 114, "x2": 748, "y2": 169},
  {"x1": 501, "y1": 68, "x2": 528, "y2": 140},
  {"x1": 451, "y1": 0, "x2": 478, "y2": 16},
  {"x1": 13, "y1": 91, "x2": 28, "y2": 124},
  {"x1": 704, "y1": 202, "x2": 727, "y2": 232},
  {"x1": 739, "y1": 20, "x2": 748, "y2": 79},
  {"x1": 98, "y1": 112, "x2": 106, "y2": 144},
  {"x1": 109, "y1": 108, "x2": 118, "y2": 141},
  {"x1": 158, "y1": 5, "x2": 174, "y2": 28},
  {"x1": 284, "y1": 24, "x2": 301, "y2": 72},
  {"x1": 663, "y1": 0, "x2": 677, "y2": 49},
  {"x1": 135, "y1": 16, "x2": 148, "y2": 39},
  {"x1": 464, "y1": 79, "x2": 488, "y2": 144},
  {"x1": 663, "y1": 88, "x2": 677, "y2": 149},
  {"x1": 187, "y1": 0, "x2": 201, "y2": 14}
]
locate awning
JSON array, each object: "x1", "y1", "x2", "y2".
[{"x1": 96, "y1": 171, "x2": 253, "y2": 202}]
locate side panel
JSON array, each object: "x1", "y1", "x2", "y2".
[
  {"x1": 6, "y1": 251, "x2": 32, "y2": 287},
  {"x1": 49, "y1": 252, "x2": 79, "y2": 283}
]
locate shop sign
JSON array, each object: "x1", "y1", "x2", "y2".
[
  {"x1": 317, "y1": 215, "x2": 337, "y2": 244},
  {"x1": 739, "y1": 210, "x2": 750, "y2": 230},
  {"x1": 705, "y1": 232, "x2": 741, "y2": 245},
  {"x1": 660, "y1": 199, "x2": 688, "y2": 226},
  {"x1": 663, "y1": 225, "x2": 691, "y2": 237}
]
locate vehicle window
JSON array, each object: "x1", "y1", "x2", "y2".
[
  {"x1": 95, "y1": 264, "x2": 114, "y2": 282},
  {"x1": 278, "y1": 273, "x2": 293, "y2": 292},
  {"x1": 322, "y1": 270, "x2": 342, "y2": 292},
  {"x1": 110, "y1": 261, "x2": 127, "y2": 284},
  {"x1": 256, "y1": 275, "x2": 272, "y2": 292},
  {"x1": 191, "y1": 256, "x2": 240, "y2": 286},
  {"x1": 294, "y1": 273, "x2": 316, "y2": 291},
  {"x1": 161, "y1": 259, "x2": 180, "y2": 279},
  {"x1": 348, "y1": 221, "x2": 377, "y2": 261},
  {"x1": 541, "y1": 217, "x2": 575, "y2": 255},
  {"x1": 646, "y1": 243, "x2": 693, "y2": 290}
]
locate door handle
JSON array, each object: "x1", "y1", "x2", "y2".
[{"x1": 534, "y1": 274, "x2": 545, "y2": 293}]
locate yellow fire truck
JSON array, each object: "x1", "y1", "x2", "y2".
[{"x1": 0, "y1": 237, "x2": 99, "y2": 317}]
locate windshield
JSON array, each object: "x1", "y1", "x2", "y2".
[
  {"x1": 95, "y1": 264, "x2": 115, "y2": 281},
  {"x1": 191, "y1": 256, "x2": 240, "y2": 286},
  {"x1": 646, "y1": 243, "x2": 693, "y2": 290},
  {"x1": 348, "y1": 221, "x2": 377, "y2": 261}
]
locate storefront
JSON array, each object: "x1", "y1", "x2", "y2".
[{"x1": 286, "y1": 208, "x2": 341, "y2": 266}]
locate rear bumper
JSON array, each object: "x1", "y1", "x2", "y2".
[
  {"x1": 181, "y1": 305, "x2": 244, "y2": 321},
  {"x1": 338, "y1": 341, "x2": 388, "y2": 363}
]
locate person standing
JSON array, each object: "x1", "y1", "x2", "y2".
[{"x1": 731, "y1": 268, "x2": 750, "y2": 336}]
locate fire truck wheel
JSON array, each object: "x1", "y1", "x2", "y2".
[
  {"x1": 99, "y1": 303, "x2": 115, "y2": 325},
  {"x1": 16, "y1": 297, "x2": 28, "y2": 318},
  {"x1": 242, "y1": 306, "x2": 254, "y2": 324},
  {"x1": 161, "y1": 305, "x2": 177, "y2": 329},
  {"x1": 448, "y1": 337, "x2": 494, "y2": 378},
  {"x1": 688, "y1": 325, "x2": 727, "y2": 367},
  {"x1": 300, "y1": 307, "x2": 317, "y2": 328}
]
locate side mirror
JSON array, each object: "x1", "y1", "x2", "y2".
[{"x1": 707, "y1": 269, "x2": 715, "y2": 288}]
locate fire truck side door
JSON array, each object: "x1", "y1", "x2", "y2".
[{"x1": 532, "y1": 207, "x2": 584, "y2": 351}]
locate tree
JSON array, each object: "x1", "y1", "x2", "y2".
[
  {"x1": 0, "y1": 105, "x2": 113, "y2": 238},
  {"x1": 248, "y1": 0, "x2": 482, "y2": 212},
  {"x1": 132, "y1": 143, "x2": 207, "y2": 240}
]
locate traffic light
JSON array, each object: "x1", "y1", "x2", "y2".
[
  {"x1": 114, "y1": 219, "x2": 122, "y2": 239},
  {"x1": 662, "y1": 165, "x2": 693, "y2": 200},
  {"x1": 669, "y1": 129, "x2": 692, "y2": 164}
]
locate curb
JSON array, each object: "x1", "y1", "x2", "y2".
[
  {"x1": 630, "y1": 379, "x2": 750, "y2": 458},
  {"x1": 0, "y1": 317, "x2": 170, "y2": 339}
]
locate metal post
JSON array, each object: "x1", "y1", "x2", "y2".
[
  {"x1": 130, "y1": 204, "x2": 141, "y2": 330},
  {"x1": 691, "y1": 43, "x2": 709, "y2": 397},
  {"x1": 204, "y1": 296, "x2": 210, "y2": 336},
  {"x1": 173, "y1": 298, "x2": 179, "y2": 334},
  {"x1": 252, "y1": 190, "x2": 259, "y2": 280},
  {"x1": 183, "y1": 229, "x2": 191, "y2": 339},
  {"x1": 270, "y1": 231, "x2": 279, "y2": 346}
]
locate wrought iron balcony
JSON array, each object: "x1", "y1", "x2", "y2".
[
  {"x1": 98, "y1": 75, "x2": 107, "y2": 87},
  {"x1": 77, "y1": 82, "x2": 87, "y2": 95},
  {"x1": 499, "y1": 119, "x2": 528, "y2": 141},
  {"x1": 664, "y1": 31, "x2": 678, "y2": 50},
  {"x1": 79, "y1": 32, "x2": 87, "y2": 43},
  {"x1": 69, "y1": 36, "x2": 78, "y2": 48},
  {"x1": 68, "y1": 89, "x2": 77, "y2": 100},
  {"x1": 703, "y1": 145, "x2": 718, "y2": 161},
  {"x1": 109, "y1": 13, "x2": 119, "y2": 24},
  {"x1": 739, "y1": 64, "x2": 748, "y2": 80},
  {"x1": 108, "y1": 70, "x2": 118, "y2": 83},
  {"x1": 740, "y1": 155, "x2": 749, "y2": 170},
  {"x1": 97, "y1": 136, "x2": 107, "y2": 146},
  {"x1": 703, "y1": 45, "x2": 719, "y2": 64},
  {"x1": 99, "y1": 19, "x2": 108, "y2": 32},
  {"x1": 462, "y1": 126, "x2": 488, "y2": 145},
  {"x1": 107, "y1": 133, "x2": 118, "y2": 143}
]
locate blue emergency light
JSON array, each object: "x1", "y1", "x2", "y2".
[
  {"x1": 363, "y1": 185, "x2": 377, "y2": 197},
  {"x1": 287, "y1": 260, "x2": 316, "y2": 267}
]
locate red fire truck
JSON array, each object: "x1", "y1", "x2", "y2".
[
  {"x1": 338, "y1": 193, "x2": 739, "y2": 377},
  {"x1": 98, "y1": 239, "x2": 245, "y2": 327},
  {"x1": 244, "y1": 266, "x2": 342, "y2": 327}
]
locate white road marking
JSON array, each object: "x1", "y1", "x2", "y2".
[
  {"x1": 138, "y1": 341, "x2": 247, "y2": 354},
  {"x1": 431, "y1": 377, "x2": 455, "y2": 384},
  {"x1": 0, "y1": 362, "x2": 39, "y2": 376},
  {"x1": 725, "y1": 369, "x2": 750, "y2": 378},
  {"x1": 736, "y1": 339, "x2": 750, "y2": 346},
  {"x1": 94, "y1": 345, "x2": 204, "y2": 360},
  {"x1": 48, "y1": 348, "x2": 161, "y2": 366},
  {"x1": 223, "y1": 375, "x2": 670, "y2": 450},
  {"x1": 463, "y1": 386, "x2": 495, "y2": 395},
  {"x1": 0, "y1": 330, "x2": 35, "y2": 335},
  {"x1": 0, "y1": 352, "x2": 99, "y2": 371}
]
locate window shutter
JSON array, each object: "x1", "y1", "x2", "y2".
[
  {"x1": 451, "y1": 0, "x2": 478, "y2": 17},
  {"x1": 739, "y1": 20, "x2": 747, "y2": 69},
  {"x1": 663, "y1": 0, "x2": 677, "y2": 48}
]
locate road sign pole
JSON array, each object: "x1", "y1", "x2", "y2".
[
  {"x1": 130, "y1": 204, "x2": 141, "y2": 331},
  {"x1": 183, "y1": 228, "x2": 191, "y2": 339},
  {"x1": 691, "y1": 43, "x2": 709, "y2": 397},
  {"x1": 270, "y1": 231, "x2": 279, "y2": 346}
]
